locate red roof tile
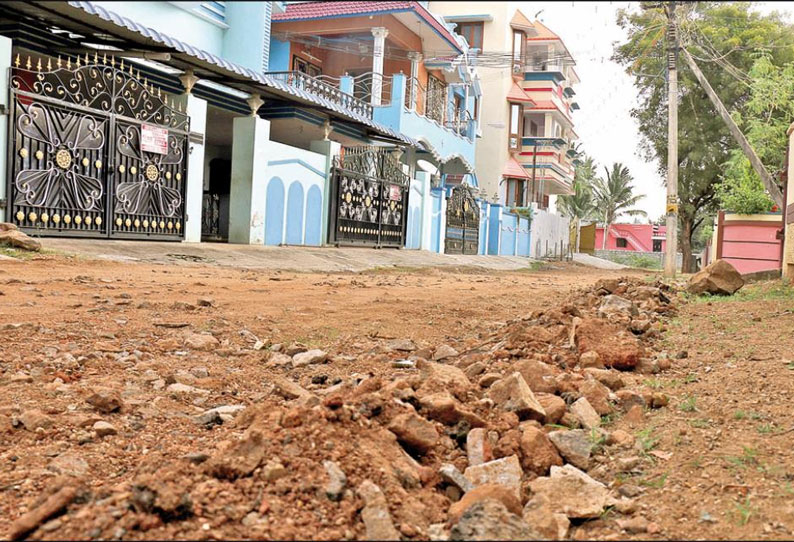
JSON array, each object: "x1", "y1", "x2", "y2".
[
  {"x1": 507, "y1": 82, "x2": 535, "y2": 104},
  {"x1": 273, "y1": 1, "x2": 462, "y2": 52},
  {"x1": 503, "y1": 157, "x2": 532, "y2": 180}
]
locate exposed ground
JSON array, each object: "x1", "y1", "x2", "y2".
[{"x1": 1, "y1": 249, "x2": 793, "y2": 540}]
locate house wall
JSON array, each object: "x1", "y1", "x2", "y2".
[
  {"x1": 92, "y1": 1, "x2": 273, "y2": 75},
  {"x1": 531, "y1": 209, "x2": 569, "y2": 259},
  {"x1": 711, "y1": 212, "x2": 783, "y2": 275},
  {"x1": 785, "y1": 124, "x2": 794, "y2": 279}
]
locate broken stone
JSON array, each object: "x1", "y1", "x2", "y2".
[
  {"x1": 548, "y1": 430, "x2": 592, "y2": 470},
  {"x1": 262, "y1": 459, "x2": 288, "y2": 481},
  {"x1": 0, "y1": 228, "x2": 41, "y2": 251},
  {"x1": 9, "y1": 486, "x2": 77, "y2": 540},
  {"x1": 477, "y1": 373, "x2": 501, "y2": 388},
  {"x1": 93, "y1": 420, "x2": 117, "y2": 437},
  {"x1": 48, "y1": 453, "x2": 89, "y2": 477},
  {"x1": 447, "y1": 483, "x2": 522, "y2": 525},
  {"x1": 18, "y1": 409, "x2": 54, "y2": 431},
  {"x1": 205, "y1": 427, "x2": 267, "y2": 479},
  {"x1": 487, "y1": 372, "x2": 545, "y2": 421},
  {"x1": 190, "y1": 367, "x2": 209, "y2": 379},
  {"x1": 606, "y1": 429, "x2": 635, "y2": 448},
  {"x1": 688, "y1": 259, "x2": 744, "y2": 295},
  {"x1": 433, "y1": 344, "x2": 459, "y2": 361},
  {"x1": 323, "y1": 460, "x2": 347, "y2": 501},
  {"x1": 522, "y1": 493, "x2": 571, "y2": 540},
  {"x1": 463, "y1": 455, "x2": 522, "y2": 499},
  {"x1": 527, "y1": 464, "x2": 609, "y2": 519},
  {"x1": 358, "y1": 480, "x2": 401, "y2": 541},
  {"x1": 519, "y1": 425, "x2": 563, "y2": 475},
  {"x1": 583, "y1": 368, "x2": 624, "y2": 391},
  {"x1": 166, "y1": 383, "x2": 209, "y2": 395},
  {"x1": 570, "y1": 397, "x2": 601, "y2": 429},
  {"x1": 416, "y1": 359, "x2": 472, "y2": 398},
  {"x1": 450, "y1": 499, "x2": 538, "y2": 541},
  {"x1": 197, "y1": 297, "x2": 215, "y2": 307},
  {"x1": 536, "y1": 393, "x2": 566, "y2": 425},
  {"x1": 515, "y1": 359, "x2": 558, "y2": 394},
  {"x1": 388, "y1": 412, "x2": 439, "y2": 454},
  {"x1": 86, "y1": 388, "x2": 123, "y2": 414},
  {"x1": 618, "y1": 516, "x2": 650, "y2": 534},
  {"x1": 579, "y1": 351, "x2": 603, "y2": 369},
  {"x1": 440, "y1": 463, "x2": 473, "y2": 493},
  {"x1": 292, "y1": 349, "x2": 328, "y2": 367},
  {"x1": 418, "y1": 392, "x2": 485, "y2": 427},
  {"x1": 387, "y1": 338, "x2": 416, "y2": 352},
  {"x1": 466, "y1": 428, "x2": 492, "y2": 467},
  {"x1": 184, "y1": 333, "x2": 219, "y2": 351},
  {"x1": 598, "y1": 295, "x2": 639, "y2": 318}
]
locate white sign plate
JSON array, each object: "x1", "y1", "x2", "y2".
[{"x1": 141, "y1": 124, "x2": 168, "y2": 155}]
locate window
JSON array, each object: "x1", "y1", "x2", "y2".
[
  {"x1": 617, "y1": 238, "x2": 628, "y2": 248},
  {"x1": 653, "y1": 239, "x2": 662, "y2": 252},
  {"x1": 293, "y1": 56, "x2": 321, "y2": 77},
  {"x1": 512, "y1": 30, "x2": 525, "y2": 71},
  {"x1": 506, "y1": 179, "x2": 525, "y2": 207},
  {"x1": 457, "y1": 22, "x2": 483, "y2": 51},
  {"x1": 509, "y1": 103, "x2": 522, "y2": 149},
  {"x1": 473, "y1": 97, "x2": 479, "y2": 121}
]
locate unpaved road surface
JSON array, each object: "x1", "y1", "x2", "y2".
[{"x1": 1, "y1": 252, "x2": 792, "y2": 540}]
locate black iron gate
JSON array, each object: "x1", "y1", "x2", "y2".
[
  {"x1": 445, "y1": 184, "x2": 480, "y2": 254},
  {"x1": 6, "y1": 53, "x2": 189, "y2": 239},
  {"x1": 329, "y1": 146, "x2": 409, "y2": 247}
]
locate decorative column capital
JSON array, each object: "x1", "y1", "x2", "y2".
[
  {"x1": 246, "y1": 94, "x2": 264, "y2": 117},
  {"x1": 179, "y1": 69, "x2": 199, "y2": 94},
  {"x1": 371, "y1": 27, "x2": 389, "y2": 39},
  {"x1": 407, "y1": 51, "x2": 423, "y2": 62}
]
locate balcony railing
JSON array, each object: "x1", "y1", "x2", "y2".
[
  {"x1": 405, "y1": 76, "x2": 449, "y2": 127},
  {"x1": 348, "y1": 72, "x2": 393, "y2": 106},
  {"x1": 266, "y1": 71, "x2": 374, "y2": 120},
  {"x1": 445, "y1": 110, "x2": 474, "y2": 138}
]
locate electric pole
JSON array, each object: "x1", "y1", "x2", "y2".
[{"x1": 664, "y1": 1, "x2": 679, "y2": 277}]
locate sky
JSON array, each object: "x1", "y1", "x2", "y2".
[{"x1": 513, "y1": 1, "x2": 793, "y2": 222}]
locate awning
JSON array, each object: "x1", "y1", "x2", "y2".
[
  {"x1": 502, "y1": 157, "x2": 532, "y2": 180},
  {"x1": 507, "y1": 82, "x2": 535, "y2": 105}
]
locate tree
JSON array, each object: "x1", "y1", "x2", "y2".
[
  {"x1": 613, "y1": 2, "x2": 794, "y2": 271},
  {"x1": 717, "y1": 52, "x2": 794, "y2": 213},
  {"x1": 592, "y1": 163, "x2": 647, "y2": 249},
  {"x1": 557, "y1": 155, "x2": 597, "y2": 221}
]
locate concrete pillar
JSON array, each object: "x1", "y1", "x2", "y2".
[
  {"x1": 371, "y1": 27, "x2": 389, "y2": 106},
  {"x1": 174, "y1": 93, "x2": 207, "y2": 243},
  {"x1": 309, "y1": 139, "x2": 341, "y2": 245},
  {"x1": 407, "y1": 52, "x2": 422, "y2": 111},
  {"x1": 228, "y1": 116, "x2": 271, "y2": 244},
  {"x1": 438, "y1": 191, "x2": 448, "y2": 254},
  {"x1": 784, "y1": 124, "x2": 794, "y2": 278},
  {"x1": 0, "y1": 36, "x2": 11, "y2": 223},
  {"x1": 416, "y1": 171, "x2": 432, "y2": 251}
]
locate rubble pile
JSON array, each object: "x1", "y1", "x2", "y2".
[{"x1": 7, "y1": 277, "x2": 678, "y2": 540}]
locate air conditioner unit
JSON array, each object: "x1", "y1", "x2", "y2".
[{"x1": 512, "y1": 64, "x2": 522, "y2": 74}]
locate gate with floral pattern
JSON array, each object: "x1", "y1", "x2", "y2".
[{"x1": 6, "y1": 53, "x2": 189, "y2": 239}]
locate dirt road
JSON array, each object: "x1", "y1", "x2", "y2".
[{"x1": 2, "y1": 252, "x2": 793, "y2": 540}]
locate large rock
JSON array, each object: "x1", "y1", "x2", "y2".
[
  {"x1": 86, "y1": 388, "x2": 123, "y2": 414},
  {"x1": 688, "y1": 259, "x2": 744, "y2": 295},
  {"x1": 18, "y1": 409, "x2": 54, "y2": 431},
  {"x1": 527, "y1": 465, "x2": 610, "y2": 519},
  {"x1": 548, "y1": 430, "x2": 592, "y2": 470},
  {"x1": 578, "y1": 379, "x2": 613, "y2": 416},
  {"x1": 487, "y1": 372, "x2": 546, "y2": 421},
  {"x1": 447, "y1": 484, "x2": 522, "y2": 525},
  {"x1": 292, "y1": 349, "x2": 327, "y2": 367},
  {"x1": 522, "y1": 493, "x2": 571, "y2": 540},
  {"x1": 463, "y1": 455, "x2": 522, "y2": 499},
  {"x1": 388, "y1": 412, "x2": 439, "y2": 454},
  {"x1": 184, "y1": 333, "x2": 219, "y2": 351},
  {"x1": 577, "y1": 318, "x2": 643, "y2": 370},
  {"x1": 450, "y1": 500, "x2": 540, "y2": 541},
  {"x1": 535, "y1": 393, "x2": 566, "y2": 424},
  {"x1": 519, "y1": 426, "x2": 563, "y2": 475},
  {"x1": 417, "y1": 359, "x2": 472, "y2": 399},
  {"x1": 0, "y1": 229, "x2": 41, "y2": 251},
  {"x1": 466, "y1": 428, "x2": 493, "y2": 466}
]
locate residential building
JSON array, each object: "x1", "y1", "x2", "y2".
[
  {"x1": 429, "y1": 2, "x2": 579, "y2": 210},
  {"x1": 0, "y1": 1, "x2": 430, "y2": 249},
  {"x1": 269, "y1": 1, "x2": 480, "y2": 185},
  {"x1": 593, "y1": 224, "x2": 667, "y2": 253}
]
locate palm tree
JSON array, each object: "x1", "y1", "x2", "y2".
[
  {"x1": 558, "y1": 156, "x2": 596, "y2": 221},
  {"x1": 592, "y1": 162, "x2": 647, "y2": 249}
]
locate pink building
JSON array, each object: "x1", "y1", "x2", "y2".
[{"x1": 593, "y1": 223, "x2": 666, "y2": 253}]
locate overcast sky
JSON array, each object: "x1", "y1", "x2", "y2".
[{"x1": 513, "y1": 1, "x2": 793, "y2": 222}]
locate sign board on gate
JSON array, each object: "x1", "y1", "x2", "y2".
[
  {"x1": 389, "y1": 185, "x2": 402, "y2": 201},
  {"x1": 141, "y1": 124, "x2": 169, "y2": 155}
]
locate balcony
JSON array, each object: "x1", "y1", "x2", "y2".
[
  {"x1": 266, "y1": 71, "x2": 374, "y2": 120},
  {"x1": 517, "y1": 138, "x2": 574, "y2": 195}
]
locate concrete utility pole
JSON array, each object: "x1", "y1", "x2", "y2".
[
  {"x1": 664, "y1": 1, "x2": 679, "y2": 277},
  {"x1": 680, "y1": 47, "x2": 784, "y2": 208}
]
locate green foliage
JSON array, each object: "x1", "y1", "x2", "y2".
[
  {"x1": 717, "y1": 53, "x2": 794, "y2": 213},
  {"x1": 613, "y1": 2, "x2": 794, "y2": 268},
  {"x1": 557, "y1": 155, "x2": 597, "y2": 221},
  {"x1": 602, "y1": 252, "x2": 662, "y2": 269},
  {"x1": 591, "y1": 162, "x2": 647, "y2": 249}
]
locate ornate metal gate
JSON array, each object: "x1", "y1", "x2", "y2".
[
  {"x1": 329, "y1": 146, "x2": 409, "y2": 247},
  {"x1": 445, "y1": 184, "x2": 480, "y2": 254},
  {"x1": 6, "y1": 54, "x2": 189, "y2": 239}
]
